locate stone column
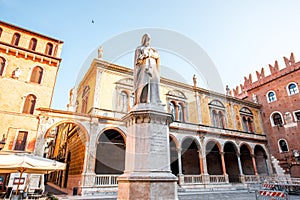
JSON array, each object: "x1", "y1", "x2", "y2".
[
  {"x1": 220, "y1": 152, "x2": 229, "y2": 183},
  {"x1": 236, "y1": 153, "x2": 245, "y2": 183},
  {"x1": 198, "y1": 150, "x2": 204, "y2": 174},
  {"x1": 117, "y1": 105, "x2": 178, "y2": 200},
  {"x1": 177, "y1": 148, "x2": 184, "y2": 185},
  {"x1": 251, "y1": 154, "x2": 258, "y2": 175},
  {"x1": 175, "y1": 103, "x2": 179, "y2": 121},
  {"x1": 201, "y1": 151, "x2": 209, "y2": 184},
  {"x1": 81, "y1": 121, "x2": 97, "y2": 195}
]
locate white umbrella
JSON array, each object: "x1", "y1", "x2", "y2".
[{"x1": 0, "y1": 151, "x2": 66, "y2": 194}]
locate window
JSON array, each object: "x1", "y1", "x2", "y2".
[
  {"x1": 178, "y1": 104, "x2": 184, "y2": 122},
  {"x1": 30, "y1": 66, "x2": 43, "y2": 84},
  {"x1": 120, "y1": 91, "x2": 128, "y2": 112},
  {"x1": 14, "y1": 131, "x2": 28, "y2": 151},
  {"x1": 240, "y1": 107, "x2": 255, "y2": 133},
  {"x1": 11, "y1": 33, "x2": 20, "y2": 46},
  {"x1": 287, "y1": 83, "x2": 299, "y2": 95},
  {"x1": 273, "y1": 113, "x2": 283, "y2": 126},
  {"x1": 278, "y1": 139, "x2": 289, "y2": 152},
  {"x1": 0, "y1": 57, "x2": 5, "y2": 76},
  {"x1": 0, "y1": 28, "x2": 2, "y2": 38},
  {"x1": 45, "y1": 43, "x2": 53, "y2": 56},
  {"x1": 29, "y1": 38, "x2": 37, "y2": 51},
  {"x1": 130, "y1": 96, "x2": 135, "y2": 109},
  {"x1": 293, "y1": 111, "x2": 300, "y2": 121},
  {"x1": 169, "y1": 101, "x2": 176, "y2": 120},
  {"x1": 81, "y1": 86, "x2": 90, "y2": 113},
  {"x1": 267, "y1": 91, "x2": 276, "y2": 102},
  {"x1": 209, "y1": 100, "x2": 226, "y2": 128},
  {"x1": 22, "y1": 94, "x2": 36, "y2": 114}
]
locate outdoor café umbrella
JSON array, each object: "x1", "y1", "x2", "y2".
[{"x1": 0, "y1": 151, "x2": 66, "y2": 194}]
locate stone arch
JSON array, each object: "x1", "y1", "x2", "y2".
[
  {"x1": 96, "y1": 126, "x2": 126, "y2": 144},
  {"x1": 169, "y1": 134, "x2": 180, "y2": 176},
  {"x1": 223, "y1": 141, "x2": 240, "y2": 183},
  {"x1": 254, "y1": 145, "x2": 268, "y2": 175},
  {"x1": 95, "y1": 128, "x2": 126, "y2": 174},
  {"x1": 181, "y1": 136, "x2": 201, "y2": 175},
  {"x1": 206, "y1": 140, "x2": 222, "y2": 175},
  {"x1": 240, "y1": 144, "x2": 254, "y2": 175},
  {"x1": 43, "y1": 120, "x2": 89, "y2": 191}
]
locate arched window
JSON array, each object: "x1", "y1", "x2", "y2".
[
  {"x1": 273, "y1": 113, "x2": 283, "y2": 126},
  {"x1": 278, "y1": 139, "x2": 289, "y2": 152},
  {"x1": 11, "y1": 33, "x2": 21, "y2": 46},
  {"x1": 242, "y1": 116, "x2": 249, "y2": 132},
  {"x1": 120, "y1": 91, "x2": 128, "y2": 112},
  {"x1": 29, "y1": 38, "x2": 37, "y2": 51},
  {"x1": 22, "y1": 94, "x2": 37, "y2": 114},
  {"x1": 45, "y1": 43, "x2": 53, "y2": 56},
  {"x1": 287, "y1": 83, "x2": 299, "y2": 95},
  {"x1": 209, "y1": 100, "x2": 226, "y2": 128},
  {"x1": 0, "y1": 57, "x2": 5, "y2": 76},
  {"x1": 30, "y1": 66, "x2": 43, "y2": 84},
  {"x1": 178, "y1": 104, "x2": 184, "y2": 122},
  {"x1": 212, "y1": 110, "x2": 218, "y2": 127},
  {"x1": 267, "y1": 91, "x2": 276, "y2": 103},
  {"x1": 240, "y1": 107, "x2": 255, "y2": 133},
  {"x1": 218, "y1": 111, "x2": 225, "y2": 128},
  {"x1": 169, "y1": 102, "x2": 176, "y2": 120}
]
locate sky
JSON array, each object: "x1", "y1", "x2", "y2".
[{"x1": 1, "y1": 0, "x2": 300, "y2": 109}]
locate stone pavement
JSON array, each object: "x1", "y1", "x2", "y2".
[{"x1": 54, "y1": 191, "x2": 300, "y2": 200}]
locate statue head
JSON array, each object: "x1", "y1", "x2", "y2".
[{"x1": 141, "y1": 34, "x2": 150, "y2": 47}]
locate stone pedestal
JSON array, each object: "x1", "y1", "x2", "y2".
[{"x1": 117, "y1": 104, "x2": 178, "y2": 200}]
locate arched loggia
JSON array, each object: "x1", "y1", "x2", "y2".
[
  {"x1": 206, "y1": 141, "x2": 222, "y2": 175},
  {"x1": 95, "y1": 129, "x2": 126, "y2": 174},
  {"x1": 169, "y1": 136, "x2": 179, "y2": 176},
  {"x1": 224, "y1": 142, "x2": 240, "y2": 183},
  {"x1": 181, "y1": 137, "x2": 200, "y2": 175},
  {"x1": 240, "y1": 144, "x2": 255, "y2": 175},
  {"x1": 254, "y1": 145, "x2": 268, "y2": 175},
  {"x1": 44, "y1": 122, "x2": 88, "y2": 190}
]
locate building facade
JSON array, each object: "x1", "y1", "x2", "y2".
[
  {"x1": 33, "y1": 58, "x2": 272, "y2": 195},
  {"x1": 0, "y1": 20, "x2": 63, "y2": 152},
  {"x1": 232, "y1": 53, "x2": 300, "y2": 177}
]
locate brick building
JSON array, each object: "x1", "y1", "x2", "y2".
[{"x1": 232, "y1": 53, "x2": 300, "y2": 177}]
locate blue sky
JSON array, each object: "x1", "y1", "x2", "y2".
[{"x1": 1, "y1": 0, "x2": 300, "y2": 109}]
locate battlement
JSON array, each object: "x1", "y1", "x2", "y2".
[{"x1": 231, "y1": 52, "x2": 300, "y2": 98}]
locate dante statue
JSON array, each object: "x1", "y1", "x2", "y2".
[{"x1": 133, "y1": 34, "x2": 161, "y2": 105}]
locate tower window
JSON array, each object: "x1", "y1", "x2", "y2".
[
  {"x1": 11, "y1": 33, "x2": 21, "y2": 46},
  {"x1": 287, "y1": 83, "x2": 299, "y2": 95},
  {"x1": 22, "y1": 94, "x2": 37, "y2": 114},
  {"x1": 278, "y1": 139, "x2": 289, "y2": 152},
  {"x1": 30, "y1": 66, "x2": 43, "y2": 84},
  {"x1": 29, "y1": 38, "x2": 37, "y2": 51},
  {"x1": 0, "y1": 57, "x2": 5, "y2": 76},
  {"x1": 45, "y1": 43, "x2": 53, "y2": 56},
  {"x1": 267, "y1": 91, "x2": 276, "y2": 102},
  {"x1": 273, "y1": 113, "x2": 283, "y2": 126}
]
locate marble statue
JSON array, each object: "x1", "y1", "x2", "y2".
[{"x1": 133, "y1": 34, "x2": 161, "y2": 105}]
